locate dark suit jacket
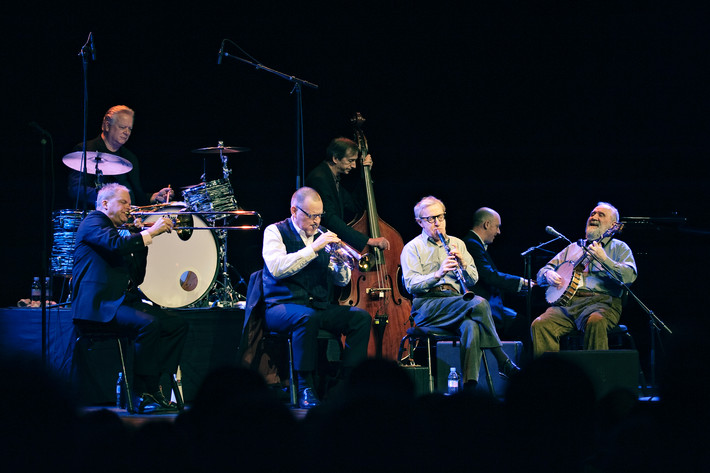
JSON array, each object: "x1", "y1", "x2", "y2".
[
  {"x1": 305, "y1": 160, "x2": 369, "y2": 251},
  {"x1": 71, "y1": 211, "x2": 148, "y2": 323},
  {"x1": 463, "y1": 230, "x2": 521, "y2": 301}
]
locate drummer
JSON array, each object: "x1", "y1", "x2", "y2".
[{"x1": 67, "y1": 105, "x2": 173, "y2": 208}]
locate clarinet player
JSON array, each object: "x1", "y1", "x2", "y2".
[{"x1": 401, "y1": 196, "x2": 520, "y2": 391}]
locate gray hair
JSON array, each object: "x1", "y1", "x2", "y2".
[
  {"x1": 96, "y1": 183, "x2": 129, "y2": 209},
  {"x1": 596, "y1": 201, "x2": 620, "y2": 222},
  {"x1": 413, "y1": 196, "x2": 445, "y2": 219},
  {"x1": 103, "y1": 105, "x2": 134, "y2": 126}
]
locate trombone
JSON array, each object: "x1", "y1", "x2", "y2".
[{"x1": 124, "y1": 208, "x2": 262, "y2": 231}]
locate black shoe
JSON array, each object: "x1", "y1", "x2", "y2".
[
  {"x1": 298, "y1": 387, "x2": 321, "y2": 409},
  {"x1": 131, "y1": 392, "x2": 179, "y2": 414},
  {"x1": 152, "y1": 386, "x2": 179, "y2": 410},
  {"x1": 498, "y1": 359, "x2": 521, "y2": 380}
]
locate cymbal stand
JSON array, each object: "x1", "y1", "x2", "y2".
[
  {"x1": 217, "y1": 141, "x2": 232, "y2": 180},
  {"x1": 209, "y1": 228, "x2": 244, "y2": 307}
]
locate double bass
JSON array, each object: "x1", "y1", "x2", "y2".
[{"x1": 339, "y1": 112, "x2": 411, "y2": 360}]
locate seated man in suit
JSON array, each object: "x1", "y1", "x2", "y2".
[
  {"x1": 72, "y1": 183, "x2": 188, "y2": 413},
  {"x1": 464, "y1": 207, "x2": 532, "y2": 338},
  {"x1": 261, "y1": 186, "x2": 371, "y2": 408}
]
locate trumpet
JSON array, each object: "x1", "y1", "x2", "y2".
[
  {"x1": 319, "y1": 227, "x2": 365, "y2": 270},
  {"x1": 436, "y1": 229, "x2": 475, "y2": 301}
]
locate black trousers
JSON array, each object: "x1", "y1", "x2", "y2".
[
  {"x1": 265, "y1": 303, "x2": 370, "y2": 372},
  {"x1": 110, "y1": 294, "x2": 189, "y2": 392}
]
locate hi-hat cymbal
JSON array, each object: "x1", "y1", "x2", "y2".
[
  {"x1": 192, "y1": 145, "x2": 250, "y2": 154},
  {"x1": 62, "y1": 151, "x2": 133, "y2": 175}
]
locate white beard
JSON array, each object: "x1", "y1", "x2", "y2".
[{"x1": 586, "y1": 226, "x2": 602, "y2": 240}]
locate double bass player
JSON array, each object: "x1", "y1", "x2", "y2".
[
  {"x1": 307, "y1": 119, "x2": 411, "y2": 361},
  {"x1": 305, "y1": 136, "x2": 390, "y2": 252}
]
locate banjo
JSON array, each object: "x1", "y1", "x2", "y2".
[{"x1": 545, "y1": 222, "x2": 623, "y2": 306}]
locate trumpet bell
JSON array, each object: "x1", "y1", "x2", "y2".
[{"x1": 358, "y1": 253, "x2": 373, "y2": 271}]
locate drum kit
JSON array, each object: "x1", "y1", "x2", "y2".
[{"x1": 52, "y1": 143, "x2": 261, "y2": 309}]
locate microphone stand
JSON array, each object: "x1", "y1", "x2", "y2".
[
  {"x1": 551, "y1": 228, "x2": 672, "y2": 394},
  {"x1": 77, "y1": 34, "x2": 94, "y2": 213},
  {"x1": 219, "y1": 46, "x2": 318, "y2": 190},
  {"x1": 520, "y1": 237, "x2": 562, "y2": 326}
]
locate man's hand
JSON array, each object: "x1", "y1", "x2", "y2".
[
  {"x1": 147, "y1": 215, "x2": 174, "y2": 237},
  {"x1": 545, "y1": 270, "x2": 564, "y2": 289},
  {"x1": 311, "y1": 231, "x2": 341, "y2": 252},
  {"x1": 367, "y1": 237, "x2": 390, "y2": 250}
]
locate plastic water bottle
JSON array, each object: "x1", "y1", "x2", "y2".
[
  {"x1": 116, "y1": 372, "x2": 125, "y2": 409},
  {"x1": 44, "y1": 276, "x2": 52, "y2": 301},
  {"x1": 447, "y1": 367, "x2": 459, "y2": 395},
  {"x1": 30, "y1": 277, "x2": 41, "y2": 303}
]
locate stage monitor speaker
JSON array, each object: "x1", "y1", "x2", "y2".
[
  {"x1": 402, "y1": 366, "x2": 431, "y2": 397},
  {"x1": 436, "y1": 340, "x2": 523, "y2": 396},
  {"x1": 541, "y1": 350, "x2": 640, "y2": 400}
]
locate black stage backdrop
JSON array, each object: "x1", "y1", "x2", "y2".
[{"x1": 2, "y1": 3, "x2": 709, "y2": 379}]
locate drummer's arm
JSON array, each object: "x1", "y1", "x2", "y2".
[{"x1": 150, "y1": 187, "x2": 174, "y2": 204}]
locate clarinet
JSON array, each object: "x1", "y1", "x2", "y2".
[{"x1": 436, "y1": 230, "x2": 475, "y2": 301}]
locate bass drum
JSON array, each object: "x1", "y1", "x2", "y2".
[{"x1": 139, "y1": 204, "x2": 219, "y2": 308}]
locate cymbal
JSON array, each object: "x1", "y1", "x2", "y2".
[
  {"x1": 62, "y1": 151, "x2": 133, "y2": 175},
  {"x1": 192, "y1": 145, "x2": 250, "y2": 154}
]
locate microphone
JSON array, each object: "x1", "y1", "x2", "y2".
[
  {"x1": 545, "y1": 226, "x2": 563, "y2": 238},
  {"x1": 89, "y1": 32, "x2": 96, "y2": 61},
  {"x1": 29, "y1": 121, "x2": 50, "y2": 136},
  {"x1": 217, "y1": 42, "x2": 224, "y2": 65},
  {"x1": 546, "y1": 225, "x2": 572, "y2": 244}
]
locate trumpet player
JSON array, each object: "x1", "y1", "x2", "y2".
[
  {"x1": 262, "y1": 187, "x2": 370, "y2": 408},
  {"x1": 401, "y1": 196, "x2": 520, "y2": 391}
]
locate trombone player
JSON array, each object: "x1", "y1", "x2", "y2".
[
  {"x1": 401, "y1": 196, "x2": 520, "y2": 391},
  {"x1": 261, "y1": 187, "x2": 371, "y2": 408}
]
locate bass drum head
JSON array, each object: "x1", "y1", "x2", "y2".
[{"x1": 139, "y1": 204, "x2": 219, "y2": 308}]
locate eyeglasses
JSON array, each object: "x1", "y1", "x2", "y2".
[
  {"x1": 417, "y1": 213, "x2": 446, "y2": 224},
  {"x1": 296, "y1": 205, "x2": 325, "y2": 220}
]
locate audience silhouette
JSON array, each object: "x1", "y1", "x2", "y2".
[{"x1": 3, "y1": 327, "x2": 705, "y2": 473}]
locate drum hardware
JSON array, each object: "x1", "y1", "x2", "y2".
[
  {"x1": 192, "y1": 140, "x2": 249, "y2": 183},
  {"x1": 61, "y1": 151, "x2": 133, "y2": 175},
  {"x1": 191, "y1": 145, "x2": 250, "y2": 154}
]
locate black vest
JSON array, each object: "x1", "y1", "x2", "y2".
[{"x1": 262, "y1": 219, "x2": 332, "y2": 309}]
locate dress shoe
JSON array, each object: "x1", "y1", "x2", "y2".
[
  {"x1": 498, "y1": 359, "x2": 521, "y2": 380},
  {"x1": 298, "y1": 387, "x2": 321, "y2": 409},
  {"x1": 131, "y1": 392, "x2": 179, "y2": 414},
  {"x1": 151, "y1": 386, "x2": 179, "y2": 410}
]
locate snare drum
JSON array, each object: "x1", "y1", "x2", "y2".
[
  {"x1": 50, "y1": 209, "x2": 85, "y2": 276},
  {"x1": 182, "y1": 178, "x2": 238, "y2": 223},
  {"x1": 139, "y1": 204, "x2": 219, "y2": 308}
]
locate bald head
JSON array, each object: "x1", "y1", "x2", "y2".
[{"x1": 471, "y1": 207, "x2": 502, "y2": 245}]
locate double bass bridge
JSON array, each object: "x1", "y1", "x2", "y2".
[{"x1": 366, "y1": 287, "x2": 392, "y2": 300}]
